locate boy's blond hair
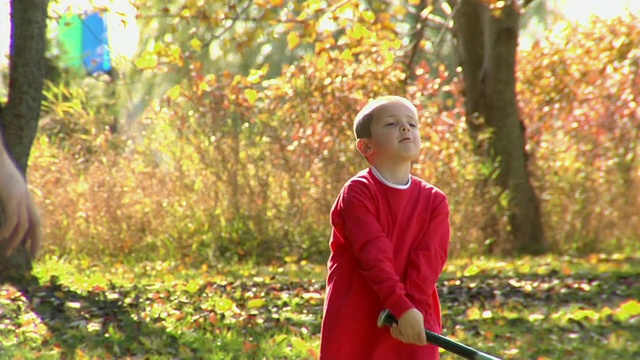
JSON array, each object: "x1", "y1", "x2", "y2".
[{"x1": 353, "y1": 96, "x2": 417, "y2": 139}]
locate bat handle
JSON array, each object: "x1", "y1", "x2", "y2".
[
  {"x1": 377, "y1": 309, "x2": 503, "y2": 360},
  {"x1": 377, "y1": 309, "x2": 398, "y2": 327}
]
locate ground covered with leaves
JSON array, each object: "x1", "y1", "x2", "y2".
[{"x1": 1, "y1": 254, "x2": 639, "y2": 359}]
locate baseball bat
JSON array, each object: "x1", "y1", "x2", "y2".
[{"x1": 377, "y1": 309, "x2": 502, "y2": 360}]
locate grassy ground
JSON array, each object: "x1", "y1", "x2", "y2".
[{"x1": 0, "y1": 253, "x2": 638, "y2": 359}]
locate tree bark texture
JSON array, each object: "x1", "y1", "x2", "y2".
[
  {"x1": 449, "y1": 0, "x2": 546, "y2": 254},
  {"x1": 0, "y1": 0, "x2": 48, "y2": 175},
  {"x1": 0, "y1": 0, "x2": 48, "y2": 279}
]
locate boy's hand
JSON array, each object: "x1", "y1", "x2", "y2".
[{"x1": 390, "y1": 308, "x2": 427, "y2": 345}]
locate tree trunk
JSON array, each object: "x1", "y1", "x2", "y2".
[
  {"x1": 0, "y1": 0, "x2": 48, "y2": 278},
  {"x1": 0, "y1": 0, "x2": 48, "y2": 175},
  {"x1": 449, "y1": 0, "x2": 546, "y2": 254}
]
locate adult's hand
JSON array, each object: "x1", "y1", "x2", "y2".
[{"x1": 0, "y1": 150, "x2": 41, "y2": 257}]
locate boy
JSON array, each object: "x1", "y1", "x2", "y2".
[{"x1": 320, "y1": 96, "x2": 450, "y2": 359}]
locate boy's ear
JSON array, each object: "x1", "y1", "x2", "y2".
[{"x1": 356, "y1": 139, "x2": 373, "y2": 157}]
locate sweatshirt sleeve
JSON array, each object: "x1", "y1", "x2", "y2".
[
  {"x1": 332, "y1": 179, "x2": 415, "y2": 319},
  {"x1": 405, "y1": 193, "x2": 450, "y2": 329}
]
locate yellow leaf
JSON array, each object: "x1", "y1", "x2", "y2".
[
  {"x1": 247, "y1": 69, "x2": 263, "y2": 84},
  {"x1": 169, "y1": 46, "x2": 182, "y2": 61},
  {"x1": 362, "y1": 10, "x2": 375, "y2": 23},
  {"x1": 247, "y1": 298, "x2": 266, "y2": 309},
  {"x1": 199, "y1": 81, "x2": 211, "y2": 93},
  {"x1": 134, "y1": 53, "x2": 158, "y2": 69},
  {"x1": 351, "y1": 23, "x2": 370, "y2": 40},
  {"x1": 164, "y1": 274, "x2": 174, "y2": 283},
  {"x1": 302, "y1": 291, "x2": 324, "y2": 304},
  {"x1": 528, "y1": 313, "x2": 545, "y2": 322},
  {"x1": 287, "y1": 31, "x2": 300, "y2": 50},
  {"x1": 600, "y1": 306, "x2": 613, "y2": 318},
  {"x1": 215, "y1": 297, "x2": 235, "y2": 313},
  {"x1": 317, "y1": 53, "x2": 327, "y2": 69},
  {"x1": 340, "y1": 49, "x2": 353, "y2": 61},
  {"x1": 245, "y1": 89, "x2": 258, "y2": 104},
  {"x1": 168, "y1": 85, "x2": 181, "y2": 100},
  {"x1": 393, "y1": 4, "x2": 407, "y2": 17},
  {"x1": 463, "y1": 264, "x2": 480, "y2": 277},
  {"x1": 204, "y1": 74, "x2": 217, "y2": 84},
  {"x1": 153, "y1": 43, "x2": 164, "y2": 53},
  {"x1": 440, "y1": 1, "x2": 453, "y2": 15},
  {"x1": 190, "y1": 38, "x2": 202, "y2": 51},
  {"x1": 420, "y1": 6, "x2": 434, "y2": 19},
  {"x1": 445, "y1": 98, "x2": 454, "y2": 108},
  {"x1": 518, "y1": 262, "x2": 531, "y2": 273},
  {"x1": 301, "y1": 292, "x2": 322, "y2": 300},
  {"x1": 305, "y1": 0, "x2": 323, "y2": 12},
  {"x1": 618, "y1": 299, "x2": 640, "y2": 319},
  {"x1": 466, "y1": 306, "x2": 481, "y2": 320},
  {"x1": 571, "y1": 309, "x2": 598, "y2": 321},
  {"x1": 185, "y1": 280, "x2": 199, "y2": 293}
]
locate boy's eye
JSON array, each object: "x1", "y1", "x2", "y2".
[
  {"x1": 385, "y1": 122, "x2": 396, "y2": 127},
  {"x1": 409, "y1": 123, "x2": 417, "y2": 128}
]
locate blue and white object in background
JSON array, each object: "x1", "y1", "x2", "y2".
[{"x1": 81, "y1": 12, "x2": 111, "y2": 75}]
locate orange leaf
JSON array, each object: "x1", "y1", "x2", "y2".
[{"x1": 242, "y1": 341, "x2": 257, "y2": 353}]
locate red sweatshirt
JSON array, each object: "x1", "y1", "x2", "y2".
[{"x1": 320, "y1": 168, "x2": 450, "y2": 360}]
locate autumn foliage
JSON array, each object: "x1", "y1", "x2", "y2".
[
  {"x1": 518, "y1": 14, "x2": 640, "y2": 251},
  {"x1": 27, "y1": 6, "x2": 639, "y2": 262}
]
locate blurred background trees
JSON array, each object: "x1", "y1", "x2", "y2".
[{"x1": 1, "y1": 0, "x2": 638, "y2": 264}]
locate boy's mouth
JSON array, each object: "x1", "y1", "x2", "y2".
[{"x1": 399, "y1": 137, "x2": 412, "y2": 142}]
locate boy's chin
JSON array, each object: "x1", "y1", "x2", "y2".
[{"x1": 404, "y1": 151, "x2": 421, "y2": 161}]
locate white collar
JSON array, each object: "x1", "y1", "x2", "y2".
[{"x1": 371, "y1": 167, "x2": 411, "y2": 189}]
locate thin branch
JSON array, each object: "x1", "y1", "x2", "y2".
[
  {"x1": 431, "y1": 0, "x2": 459, "y2": 58},
  {"x1": 201, "y1": 0, "x2": 254, "y2": 49},
  {"x1": 404, "y1": 1, "x2": 430, "y2": 83}
]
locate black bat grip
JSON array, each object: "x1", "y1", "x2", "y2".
[{"x1": 377, "y1": 309, "x2": 502, "y2": 360}]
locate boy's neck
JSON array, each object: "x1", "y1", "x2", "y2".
[{"x1": 370, "y1": 160, "x2": 412, "y2": 186}]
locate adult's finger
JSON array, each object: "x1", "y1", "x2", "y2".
[
  {"x1": 2, "y1": 204, "x2": 26, "y2": 256},
  {"x1": 0, "y1": 198, "x2": 19, "y2": 240},
  {"x1": 25, "y1": 202, "x2": 42, "y2": 257}
]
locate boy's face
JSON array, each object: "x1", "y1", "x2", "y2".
[{"x1": 359, "y1": 101, "x2": 421, "y2": 162}]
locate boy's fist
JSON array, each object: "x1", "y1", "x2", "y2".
[{"x1": 390, "y1": 308, "x2": 427, "y2": 345}]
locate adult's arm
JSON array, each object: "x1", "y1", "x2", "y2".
[{"x1": 0, "y1": 136, "x2": 41, "y2": 257}]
